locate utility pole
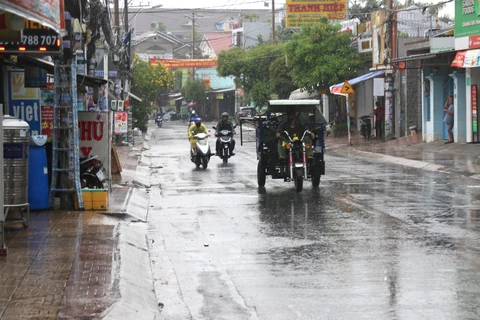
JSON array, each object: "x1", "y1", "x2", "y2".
[
  {"x1": 271, "y1": 0, "x2": 275, "y2": 44},
  {"x1": 124, "y1": 0, "x2": 128, "y2": 33},
  {"x1": 114, "y1": 0, "x2": 119, "y2": 30},
  {"x1": 185, "y1": 12, "x2": 203, "y2": 79},
  {"x1": 384, "y1": 0, "x2": 394, "y2": 140}
]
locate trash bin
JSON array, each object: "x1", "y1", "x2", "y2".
[
  {"x1": 28, "y1": 135, "x2": 49, "y2": 210},
  {"x1": 409, "y1": 125, "x2": 418, "y2": 135}
]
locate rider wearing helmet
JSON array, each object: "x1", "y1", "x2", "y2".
[
  {"x1": 275, "y1": 111, "x2": 315, "y2": 161},
  {"x1": 188, "y1": 117, "x2": 209, "y2": 155},
  {"x1": 215, "y1": 112, "x2": 236, "y2": 155},
  {"x1": 190, "y1": 109, "x2": 198, "y2": 122}
]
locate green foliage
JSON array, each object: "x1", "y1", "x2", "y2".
[
  {"x1": 270, "y1": 56, "x2": 296, "y2": 99},
  {"x1": 131, "y1": 55, "x2": 174, "y2": 128},
  {"x1": 241, "y1": 13, "x2": 259, "y2": 22},
  {"x1": 181, "y1": 78, "x2": 208, "y2": 109},
  {"x1": 285, "y1": 17, "x2": 362, "y2": 93},
  {"x1": 156, "y1": 21, "x2": 166, "y2": 32},
  {"x1": 217, "y1": 43, "x2": 291, "y2": 107},
  {"x1": 276, "y1": 19, "x2": 294, "y2": 43}
]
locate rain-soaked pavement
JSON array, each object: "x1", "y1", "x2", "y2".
[{"x1": 142, "y1": 121, "x2": 480, "y2": 320}]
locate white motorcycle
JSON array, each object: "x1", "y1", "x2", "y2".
[{"x1": 190, "y1": 132, "x2": 212, "y2": 169}]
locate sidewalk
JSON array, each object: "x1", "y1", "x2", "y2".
[
  {"x1": 326, "y1": 131, "x2": 480, "y2": 179},
  {"x1": 0, "y1": 135, "x2": 146, "y2": 319}
]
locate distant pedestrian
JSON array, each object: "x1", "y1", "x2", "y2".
[
  {"x1": 374, "y1": 101, "x2": 384, "y2": 139},
  {"x1": 443, "y1": 95, "x2": 454, "y2": 144}
]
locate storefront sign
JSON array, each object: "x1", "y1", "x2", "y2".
[
  {"x1": 0, "y1": 18, "x2": 61, "y2": 54},
  {"x1": 451, "y1": 50, "x2": 480, "y2": 68},
  {"x1": 285, "y1": 0, "x2": 347, "y2": 27},
  {"x1": 8, "y1": 70, "x2": 41, "y2": 135},
  {"x1": 372, "y1": 10, "x2": 386, "y2": 68},
  {"x1": 78, "y1": 112, "x2": 109, "y2": 174},
  {"x1": 114, "y1": 111, "x2": 128, "y2": 134},
  {"x1": 455, "y1": 1, "x2": 480, "y2": 50},
  {"x1": 25, "y1": 66, "x2": 47, "y2": 88},
  {"x1": 40, "y1": 83, "x2": 54, "y2": 140},
  {"x1": 469, "y1": 35, "x2": 480, "y2": 49},
  {"x1": 472, "y1": 85, "x2": 478, "y2": 135},
  {"x1": 0, "y1": 0, "x2": 64, "y2": 34}
]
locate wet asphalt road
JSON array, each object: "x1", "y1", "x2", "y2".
[{"x1": 141, "y1": 120, "x2": 480, "y2": 320}]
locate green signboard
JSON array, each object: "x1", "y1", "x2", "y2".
[{"x1": 455, "y1": 0, "x2": 480, "y2": 38}]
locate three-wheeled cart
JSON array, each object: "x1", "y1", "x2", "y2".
[{"x1": 246, "y1": 100, "x2": 326, "y2": 191}]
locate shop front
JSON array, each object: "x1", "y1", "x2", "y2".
[{"x1": 450, "y1": 1, "x2": 480, "y2": 143}]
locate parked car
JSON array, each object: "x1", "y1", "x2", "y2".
[
  {"x1": 163, "y1": 110, "x2": 180, "y2": 121},
  {"x1": 236, "y1": 107, "x2": 257, "y2": 123}
]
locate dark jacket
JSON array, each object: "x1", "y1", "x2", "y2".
[
  {"x1": 215, "y1": 120, "x2": 235, "y2": 134},
  {"x1": 276, "y1": 120, "x2": 308, "y2": 139}
]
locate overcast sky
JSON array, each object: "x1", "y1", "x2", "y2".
[{"x1": 130, "y1": 0, "x2": 454, "y2": 18}]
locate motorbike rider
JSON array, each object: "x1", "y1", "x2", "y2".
[
  {"x1": 275, "y1": 111, "x2": 315, "y2": 161},
  {"x1": 155, "y1": 109, "x2": 162, "y2": 124},
  {"x1": 188, "y1": 117, "x2": 210, "y2": 155},
  {"x1": 215, "y1": 112, "x2": 236, "y2": 155},
  {"x1": 190, "y1": 110, "x2": 199, "y2": 122}
]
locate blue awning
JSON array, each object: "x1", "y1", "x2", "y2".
[{"x1": 330, "y1": 70, "x2": 385, "y2": 95}]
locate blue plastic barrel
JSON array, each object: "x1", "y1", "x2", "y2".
[{"x1": 28, "y1": 145, "x2": 49, "y2": 210}]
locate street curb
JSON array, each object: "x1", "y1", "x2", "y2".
[
  {"x1": 103, "y1": 130, "x2": 159, "y2": 319},
  {"x1": 330, "y1": 148, "x2": 480, "y2": 180},
  {"x1": 102, "y1": 223, "x2": 161, "y2": 320}
]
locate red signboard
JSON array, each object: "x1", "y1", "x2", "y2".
[
  {"x1": 114, "y1": 112, "x2": 128, "y2": 134},
  {"x1": 469, "y1": 35, "x2": 480, "y2": 49},
  {"x1": 398, "y1": 61, "x2": 406, "y2": 71},
  {"x1": 473, "y1": 85, "x2": 478, "y2": 134},
  {"x1": 150, "y1": 58, "x2": 217, "y2": 69},
  {"x1": 451, "y1": 51, "x2": 467, "y2": 68}
]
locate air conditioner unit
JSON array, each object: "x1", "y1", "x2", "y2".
[
  {"x1": 117, "y1": 100, "x2": 124, "y2": 111},
  {"x1": 358, "y1": 38, "x2": 372, "y2": 53}
]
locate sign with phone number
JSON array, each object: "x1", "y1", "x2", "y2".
[{"x1": 0, "y1": 29, "x2": 60, "y2": 53}]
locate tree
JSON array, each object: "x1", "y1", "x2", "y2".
[
  {"x1": 217, "y1": 43, "x2": 291, "y2": 107},
  {"x1": 276, "y1": 18, "x2": 295, "y2": 43},
  {"x1": 285, "y1": 17, "x2": 362, "y2": 93},
  {"x1": 156, "y1": 21, "x2": 166, "y2": 32},
  {"x1": 181, "y1": 78, "x2": 208, "y2": 112},
  {"x1": 131, "y1": 55, "x2": 174, "y2": 128}
]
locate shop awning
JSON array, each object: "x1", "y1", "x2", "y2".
[
  {"x1": 128, "y1": 92, "x2": 142, "y2": 102},
  {"x1": 209, "y1": 87, "x2": 235, "y2": 93},
  {"x1": 451, "y1": 50, "x2": 480, "y2": 68},
  {"x1": 392, "y1": 53, "x2": 437, "y2": 63},
  {"x1": 16, "y1": 56, "x2": 108, "y2": 87},
  {"x1": 330, "y1": 70, "x2": 385, "y2": 95}
]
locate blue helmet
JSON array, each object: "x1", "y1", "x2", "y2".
[{"x1": 195, "y1": 117, "x2": 202, "y2": 124}]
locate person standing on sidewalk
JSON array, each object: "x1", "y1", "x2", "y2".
[
  {"x1": 443, "y1": 95, "x2": 454, "y2": 144},
  {"x1": 374, "y1": 101, "x2": 384, "y2": 139}
]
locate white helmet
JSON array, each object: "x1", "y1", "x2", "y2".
[{"x1": 192, "y1": 110, "x2": 195, "y2": 114}]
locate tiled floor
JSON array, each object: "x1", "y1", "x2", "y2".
[{"x1": 0, "y1": 136, "x2": 143, "y2": 319}]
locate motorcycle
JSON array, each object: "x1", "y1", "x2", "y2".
[
  {"x1": 359, "y1": 114, "x2": 372, "y2": 140},
  {"x1": 213, "y1": 125, "x2": 236, "y2": 164},
  {"x1": 80, "y1": 155, "x2": 107, "y2": 189},
  {"x1": 190, "y1": 132, "x2": 212, "y2": 169},
  {"x1": 278, "y1": 130, "x2": 313, "y2": 192},
  {"x1": 156, "y1": 115, "x2": 163, "y2": 128}
]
